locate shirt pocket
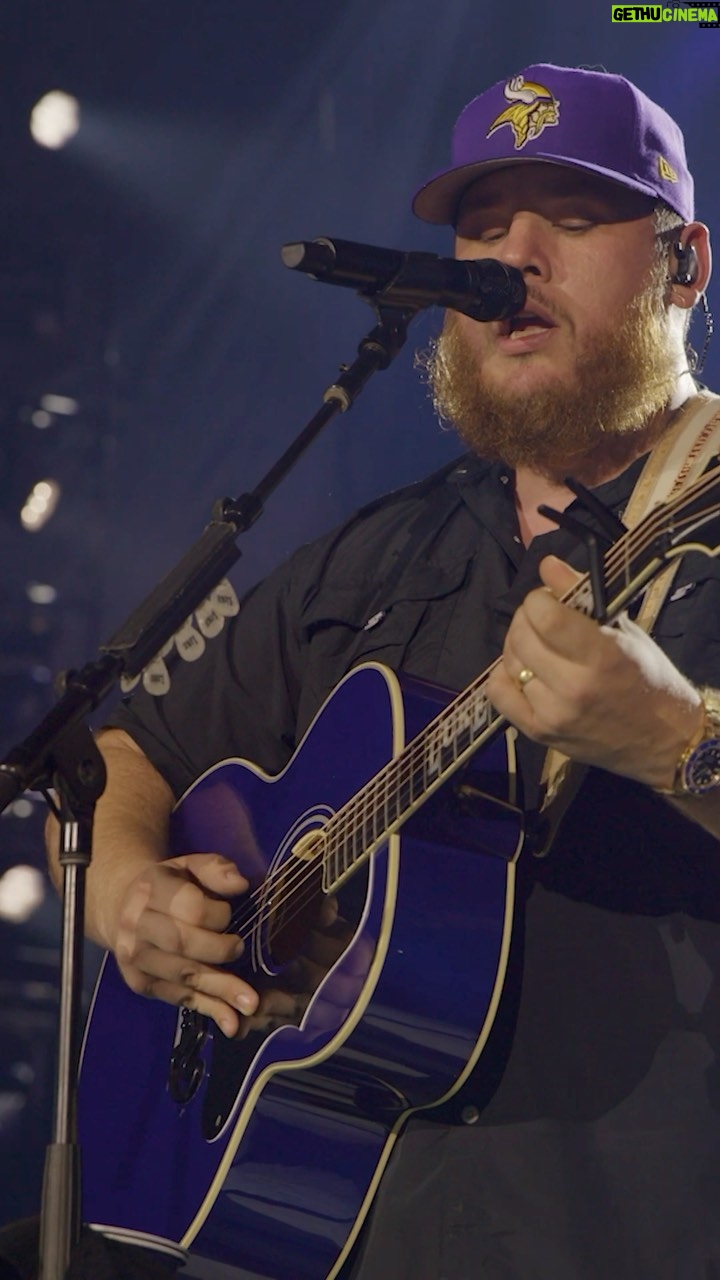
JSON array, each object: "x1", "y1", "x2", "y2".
[
  {"x1": 652, "y1": 560, "x2": 720, "y2": 685},
  {"x1": 296, "y1": 557, "x2": 471, "y2": 733}
]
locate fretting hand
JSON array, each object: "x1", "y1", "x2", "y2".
[{"x1": 486, "y1": 554, "x2": 703, "y2": 791}]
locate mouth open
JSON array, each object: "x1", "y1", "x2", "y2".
[{"x1": 500, "y1": 307, "x2": 557, "y2": 340}]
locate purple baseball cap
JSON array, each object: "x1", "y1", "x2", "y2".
[{"x1": 413, "y1": 63, "x2": 694, "y2": 226}]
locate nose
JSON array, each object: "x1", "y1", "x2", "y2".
[{"x1": 490, "y1": 212, "x2": 552, "y2": 282}]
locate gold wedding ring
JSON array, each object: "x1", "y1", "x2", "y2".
[{"x1": 517, "y1": 667, "x2": 535, "y2": 690}]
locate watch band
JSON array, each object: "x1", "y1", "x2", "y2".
[{"x1": 659, "y1": 687, "x2": 720, "y2": 797}]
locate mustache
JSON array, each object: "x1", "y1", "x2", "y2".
[
  {"x1": 443, "y1": 286, "x2": 571, "y2": 334},
  {"x1": 521, "y1": 268, "x2": 667, "y2": 331},
  {"x1": 516, "y1": 286, "x2": 571, "y2": 331}
]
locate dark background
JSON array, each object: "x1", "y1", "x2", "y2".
[{"x1": 0, "y1": 0, "x2": 718, "y2": 1227}]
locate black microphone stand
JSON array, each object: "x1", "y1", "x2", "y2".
[{"x1": 0, "y1": 297, "x2": 420, "y2": 1280}]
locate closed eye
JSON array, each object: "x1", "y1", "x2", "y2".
[
  {"x1": 458, "y1": 218, "x2": 597, "y2": 241},
  {"x1": 475, "y1": 227, "x2": 507, "y2": 243},
  {"x1": 556, "y1": 220, "x2": 596, "y2": 232}
]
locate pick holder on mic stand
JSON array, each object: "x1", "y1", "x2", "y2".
[{"x1": 0, "y1": 261, "x2": 519, "y2": 1279}]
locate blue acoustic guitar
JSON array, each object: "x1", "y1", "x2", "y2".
[{"x1": 77, "y1": 469, "x2": 720, "y2": 1280}]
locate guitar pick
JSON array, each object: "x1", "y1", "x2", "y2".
[
  {"x1": 175, "y1": 619, "x2": 207, "y2": 662},
  {"x1": 196, "y1": 602, "x2": 225, "y2": 639},
  {"x1": 142, "y1": 657, "x2": 171, "y2": 696},
  {"x1": 210, "y1": 579, "x2": 240, "y2": 617}
]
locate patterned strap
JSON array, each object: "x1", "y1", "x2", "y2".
[
  {"x1": 537, "y1": 391, "x2": 720, "y2": 842},
  {"x1": 627, "y1": 392, "x2": 720, "y2": 634}
]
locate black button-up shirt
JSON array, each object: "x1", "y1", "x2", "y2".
[{"x1": 110, "y1": 451, "x2": 720, "y2": 1280}]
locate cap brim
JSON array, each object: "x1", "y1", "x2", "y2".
[{"x1": 412, "y1": 155, "x2": 673, "y2": 225}]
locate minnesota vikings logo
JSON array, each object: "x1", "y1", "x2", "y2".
[{"x1": 487, "y1": 75, "x2": 560, "y2": 150}]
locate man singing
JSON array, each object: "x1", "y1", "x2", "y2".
[{"x1": 42, "y1": 63, "x2": 720, "y2": 1280}]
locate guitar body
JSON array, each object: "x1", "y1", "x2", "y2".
[{"x1": 78, "y1": 663, "x2": 523, "y2": 1279}]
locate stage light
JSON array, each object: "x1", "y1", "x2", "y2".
[
  {"x1": 29, "y1": 91, "x2": 80, "y2": 150},
  {"x1": 39, "y1": 394, "x2": 79, "y2": 416},
  {"x1": 20, "y1": 479, "x2": 61, "y2": 531},
  {"x1": 26, "y1": 583, "x2": 57, "y2": 605},
  {"x1": 0, "y1": 865, "x2": 45, "y2": 923},
  {"x1": 31, "y1": 410, "x2": 53, "y2": 429}
]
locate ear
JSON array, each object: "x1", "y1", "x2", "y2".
[{"x1": 669, "y1": 222, "x2": 712, "y2": 308}]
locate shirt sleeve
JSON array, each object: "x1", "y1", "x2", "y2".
[
  {"x1": 104, "y1": 540, "x2": 317, "y2": 799},
  {"x1": 101, "y1": 478, "x2": 434, "y2": 799}
]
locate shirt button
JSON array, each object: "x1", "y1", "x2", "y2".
[
  {"x1": 513, "y1": 535, "x2": 521, "y2": 544},
  {"x1": 500, "y1": 473, "x2": 510, "y2": 485},
  {"x1": 363, "y1": 610, "x2": 386, "y2": 631},
  {"x1": 460, "y1": 1104, "x2": 480, "y2": 1125}
]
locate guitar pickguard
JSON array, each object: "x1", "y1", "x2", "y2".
[{"x1": 199, "y1": 856, "x2": 371, "y2": 1141}]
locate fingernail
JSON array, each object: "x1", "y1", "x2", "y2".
[
  {"x1": 235, "y1": 992, "x2": 256, "y2": 1014},
  {"x1": 219, "y1": 1017, "x2": 236, "y2": 1038}
]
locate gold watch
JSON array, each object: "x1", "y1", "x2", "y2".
[{"x1": 664, "y1": 687, "x2": 720, "y2": 797}]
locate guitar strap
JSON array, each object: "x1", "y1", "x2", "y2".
[
  {"x1": 537, "y1": 389, "x2": 720, "y2": 845},
  {"x1": 627, "y1": 390, "x2": 720, "y2": 632}
]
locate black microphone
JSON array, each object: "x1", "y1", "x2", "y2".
[{"x1": 281, "y1": 237, "x2": 526, "y2": 322}]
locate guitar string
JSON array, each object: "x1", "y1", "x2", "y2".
[
  {"x1": 226, "y1": 491, "x2": 720, "y2": 956},
  {"x1": 223, "y1": 479, "x2": 720, "y2": 947},
  {"x1": 255, "y1": 478, "x2": 720, "y2": 932},
  {"x1": 220, "y1": 476, "x2": 720, "y2": 949}
]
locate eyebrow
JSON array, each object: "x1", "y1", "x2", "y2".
[
  {"x1": 456, "y1": 190, "x2": 623, "y2": 227},
  {"x1": 463, "y1": 187, "x2": 611, "y2": 210}
]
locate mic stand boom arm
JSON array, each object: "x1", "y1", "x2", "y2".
[{"x1": 0, "y1": 299, "x2": 418, "y2": 1280}]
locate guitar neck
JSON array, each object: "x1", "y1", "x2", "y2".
[{"x1": 322, "y1": 671, "x2": 506, "y2": 894}]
